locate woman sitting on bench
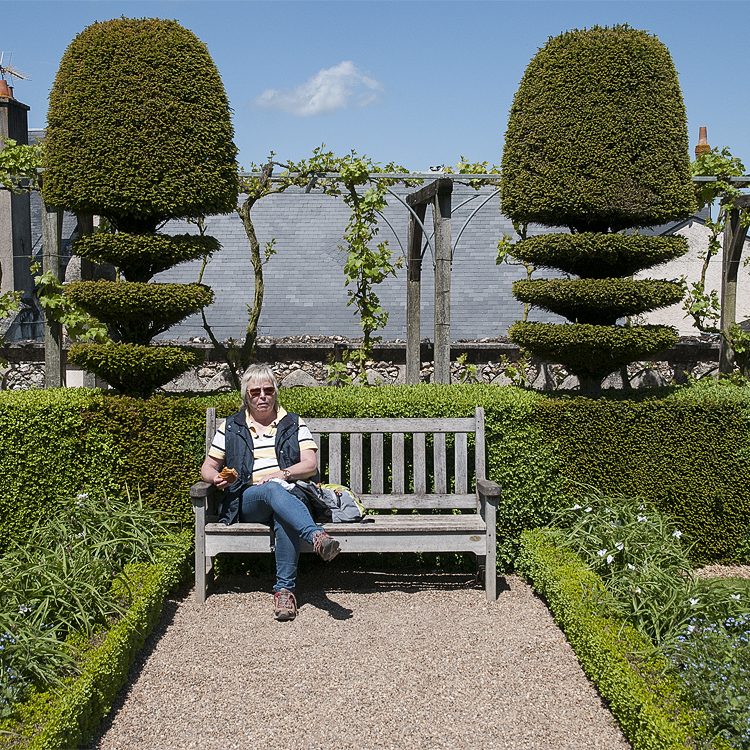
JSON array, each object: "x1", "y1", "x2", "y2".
[{"x1": 200, "y1": 364, "x2": 340, "y2": 621}]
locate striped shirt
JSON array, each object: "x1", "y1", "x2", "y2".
[{"x1": 208, "y1": 407, "x2": 317, "y2": 485}]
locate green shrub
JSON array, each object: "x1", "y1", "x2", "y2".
[
  {"x1": 44, "y1": 17, "x2": 237, "y2": 392},
  {"x1": 68, "y1": 344, "x2": 203, "y2": 398},
  {"x1": 73, "y1": 234, "x2": 220, "y2": 283},
  {"x1": 513, "y1": 278, "x2": 684, "y2": 324},
  {"x1": 65, "y1": 282, "x2": 213, "y2": 346},
  {"x1": 1, "y1": 382, "x2": 748, "y2": 568},
  {"x1": 44, "y1": 17, "x2": 237, "y2": 230},
  {"x1": 501, "y1": 25, "x2": 694, "y2": 391},
  {"x1": 511, "y1": 233, "x2": 689, "y2": 278},
  {"x1": 531, "y1": 382, "x2": 750, "y2": 562},
  {"x1": 516, "y1": 529, "x2": 726, "y2": 750},
  {"x1": 509, "y1": 322, "x2": 679, "y2": 379},
  {"x1": 500, "y1": 25, "x2": 695, "y2": 232}
]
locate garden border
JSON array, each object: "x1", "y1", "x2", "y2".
[
  {"x1": 2, "y1": 530, "x2": 193, "y2": 750},
  {"x1": 516, "y1": 528, "x2": 730, "y2": 750}
]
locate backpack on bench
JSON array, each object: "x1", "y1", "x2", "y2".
[{"x1": 295, "y1": 481, "x2": 365, "y2": 523}]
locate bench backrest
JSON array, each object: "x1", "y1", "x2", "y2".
[{"x1": 204, "y1": 406, "x2": 486, "y2": 512}]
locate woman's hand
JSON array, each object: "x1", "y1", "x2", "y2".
[{"x1": 201, "y1": 455, "x2": 231, "y2": 488}]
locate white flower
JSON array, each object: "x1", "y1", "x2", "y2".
[
  {"x1": 18, "y1": 604, "x2": 30, "y2": 615},
  {"x1": 571, "y1": 504, "x2": 582, "y2": 510},
  {"x1": 615, "y1": 542, "x2": 624, "y2": 551},
  {"x1": 687, "y1": 625, "x2": 696, "y2": 634},
  {"x1": 584, "y1": 507, "x2": 592, "y2": 513},
  {"x1": 606, "y1": 555, "x2": 614, "y2": 565},
  {"x1": 77, "y1": 493, "x2": 88, "y2": 500},
  {"x1": 637, "y1": 515, "x2": 648, "y2": 523},
  {"x1": 731, "y1": 594, "x2": 741, "y2": 601},
  {"x1": 598, "y1": 549, "x2": 607, "y2": 557},
  {"x1": 627, "y1": 563, "x2": 636, "y2": 570},
  {"x1": 635, "y1": 587, "x2": 642, "y2": 594},
  {"x1": 690, "y1": 598, "x2": 700, "y2": 606},
  {"x1": 672, "y1": 530, "x2": 682, "y2": 539}
]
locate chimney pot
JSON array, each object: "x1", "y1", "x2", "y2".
[
  {"x1": 0, "y1": 80, "x2": 13, "y2": 99},
  {"x1": 695, "y1": 126, "x2": 711, "y2": 159}
]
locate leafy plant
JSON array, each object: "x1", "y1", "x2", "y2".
[
  {"x1": 551, "y1": 490, "x2": 750, "y2": 748},
  {"x1": 29, "y1": 262, "x2": 108, "y2": 344},
  {"x1": 0, "y1": 489, "x2": 177, "y2": 716},
  {"x1": 455, "y1": 352, "x2": 479, "y2": 384},
  {"x1": 683, "y1": 147, "x2": 750, "y2": 376}
]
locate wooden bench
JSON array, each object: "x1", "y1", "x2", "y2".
[{"x1": 191, "y1": 406, "x2": 501, "y2": 603}]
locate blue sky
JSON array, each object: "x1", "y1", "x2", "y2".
[{"x1": 3, "y1": 0, "x2": 748, "y2": 172}]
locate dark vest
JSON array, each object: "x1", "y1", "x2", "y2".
[{"x1": 218, "y1": 409, "x2": 315, "y2": 524}]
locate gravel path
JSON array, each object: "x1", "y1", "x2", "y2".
[{"x1": 87, "y1": 569, "x2": 630, "y2": 750}]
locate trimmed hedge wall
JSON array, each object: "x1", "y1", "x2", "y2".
[
  {"x1": 516, "y1": 529, "x2": 726, "y2": 750},
  {"x1": 0, "y1": 530, "x2": 193, "y2": 750},
  {"x1": 1, "y1": 382, "x2": 748, "y2": 565}
]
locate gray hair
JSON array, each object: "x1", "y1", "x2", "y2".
[{"x1": 241, "y1": 364, "x2": 279, "y2": 408}]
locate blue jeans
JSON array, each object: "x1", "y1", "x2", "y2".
[{"x1": 239, "y1": 481, "x2": 322, "y2": 593}]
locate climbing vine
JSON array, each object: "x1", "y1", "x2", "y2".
[{"x1": 683, "y1": 147, "x2": 750, "y2": 375}]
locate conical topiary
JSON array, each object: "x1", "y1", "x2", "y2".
[
  {"x1": 44, "y1": 17, "x2": 238, "y2": 396},
  {"x1": 500, "y1": 25, "x2": 695, "y2": 394}
]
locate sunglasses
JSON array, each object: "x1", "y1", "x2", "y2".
[{"x1": 248, "y1": 386, "x2": 276, "y2": 398}]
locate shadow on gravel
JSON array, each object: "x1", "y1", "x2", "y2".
[{"x1": 82, "y1": 580, "x2": 193, "y2": 750}]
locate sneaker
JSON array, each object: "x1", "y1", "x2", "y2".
[
  {"x1": 313, "y1": 530, "x2": 341, "y2": 562},
  {"x1": 273, "y1": 588, "x2": 297, "y2": 621}
]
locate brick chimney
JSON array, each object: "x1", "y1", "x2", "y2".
[{"x1": 695, "y1": 127, "x2": 711, "y2": 159}]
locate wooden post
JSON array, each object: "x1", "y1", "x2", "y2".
[
  {"x1": 41, "y1": 200, "x2": 64, "y2": 388},
  {"x1": 433, "y1": 181, "x2": 453, "y2": 384},
  {"x1": 406, "y1": 203, "x2": 426, "y2": 384},
  {"x1": 75, "y1": 213, "x2": 97, "y2": 387},
  {"x1": 719, "y1": 196, "x2": 750, "y2": 374}
]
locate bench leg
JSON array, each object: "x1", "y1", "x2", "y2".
[
  {"x1": 195, "y1": 512, "x2": 207, "y2": 604},
  {"x1": 485, "y1": 507, "x2": 497, "y2": 603}
]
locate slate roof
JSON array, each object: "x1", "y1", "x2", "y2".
[
  {"x1": 154, "y1": 183, "x2": 565, "y2": 342},
  {"x1": 18, "y1": 170, "x2": 706, "y2": 343}
]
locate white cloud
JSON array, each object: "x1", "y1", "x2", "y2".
[{"x1": 255, "y1": 61, "x2": 383, "y2": 117}]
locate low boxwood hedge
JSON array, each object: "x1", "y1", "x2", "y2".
[
  {"x1": 0, "y1": 530, "x2": 193, "y2": 750},
  {"x1": 516, "y1": 528, "x2": 728, "y2": 750}
]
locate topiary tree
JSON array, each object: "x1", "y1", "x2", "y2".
[
  {"x1": 43, "y1": 17, "x2": 238, "y2": 396},
  {"x1": 501, "y1": 25, "x2": 696, "y2": 395}
]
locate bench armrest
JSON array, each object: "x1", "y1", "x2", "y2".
[
  {"x1": 477, "y1": 478, "x2": 502, "y2": 499},
  {"x1": 190, "y1": 480, "x2": 215, "y2": 506}
]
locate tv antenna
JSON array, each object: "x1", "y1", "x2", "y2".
[{"x1": 0, "y1": 52, "x2": 30, "y2": 83}]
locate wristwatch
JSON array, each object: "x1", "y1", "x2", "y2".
[{"x1": 283, "y1": 468, "x2": 292, "y2": 480}]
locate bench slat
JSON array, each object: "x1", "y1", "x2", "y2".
[
  {"x1": 361, "y1": 493, "x2": 477, "y2": 509},
  {"x1": 434, "y1": 433, "x2": 447, "y2": 494},
  {"x1": 371, "y1": 433, "x2": 384, "y2": 494},
  {"x1": 350, "y1": 433, "x2": 363, "y2": 495},
  {"x1": 311, "y1": 432, "x2": 321, "y2": 472},
  {"x1": 413, "y1": 433, "x2": 426, "y2": 493},
  {"x1": 205, "y1": 407, "x2": 216, "y2": 457},
  {"x1": 329, "y1": 433, "x2": 342, "y2": 484},
  {"x1": 207, "y1": 515, "x2": 485, "y2": 534},
  {"x1": 455, "y1": 432, "x2": 468, "y2": 494},
  {"x1": 306, "y1": 417, "x2": 475, "y2": 433},
  {"x1": 392, "y1": 433, "x2": 405, "y2": 493}
]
